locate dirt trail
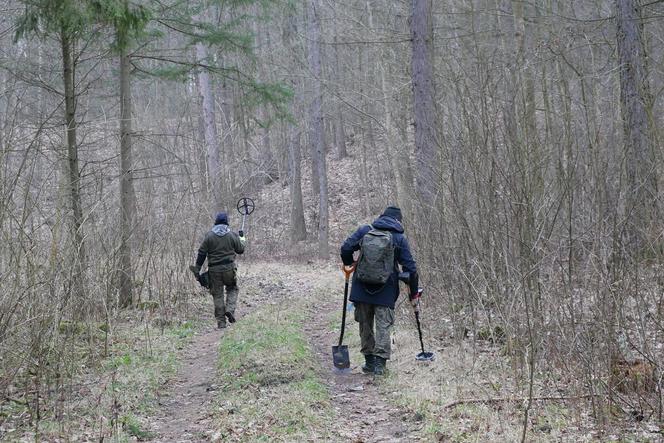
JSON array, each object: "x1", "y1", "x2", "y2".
[
  {"x1": 149, "y1": 327, "x2": 223, "y2": 442},
  {"x1": 147, "y1": 264, "x2": 421, "y2": 442},
  {"x1": 147, "y1": 265, "x2": 290, "y2": 442},
  {"x1": 305, "y1": 297, "x2": 421, "y2": 442}
]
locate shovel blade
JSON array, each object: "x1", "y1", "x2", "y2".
[
  {"x1": 416, "y1": 351, "x2": 435, "y2": 362},
  {"x1": 332, "y1": 345, "x2": 350, "y2": 369}
]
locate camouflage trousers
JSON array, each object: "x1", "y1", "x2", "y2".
[
  {"x1": 208, "y1": 267, "x2": 238, "y2": 325},
  {"x1": 354, "y1": 302, "x2": 395, "y2": 360}
]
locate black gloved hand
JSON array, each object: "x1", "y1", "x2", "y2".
[
  {"x1": 239, "y1": 230, "x2": 244, "y2": 237},
  {"x1": 408, "y1": 271, "x2": 419, "y2": 296}
]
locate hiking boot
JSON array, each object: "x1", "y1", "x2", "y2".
[
  {"x1": 373, "y1": 356, "x2": 387, "y2": 376},
  {"x1": 362, "y1": 355, "x2": 375, "y2": 374},
  {"x1": 225, "y1": 312, "x2": 236, "y2": 323},
  {"x1": 217, "y1": 319, "x2": 227, "y2": 329}
]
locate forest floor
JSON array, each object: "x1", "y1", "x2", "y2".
[
  {"x1": 3, "y1": 262, "x2": 662, "y2": 442},
  {"x1": 146, "y1": 262, "x2": 422, "y2": 442},
  {"x1": 141, "y1": 262, "x2": 662, "y2": 443}
]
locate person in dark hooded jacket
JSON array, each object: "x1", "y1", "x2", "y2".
[
  {"x1": 340, "y1": 206, "x2": 419, "y2": 375},
  {"x1": 192, "y1": 212, "x2": 246, "y2": 329}
]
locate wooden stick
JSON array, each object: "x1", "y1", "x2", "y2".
[{"x1": 443, "y1": 394, "x2": 595, "y2": 410}]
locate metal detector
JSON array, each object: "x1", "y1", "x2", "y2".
[
  {"x1": 413, "y1": 287, "x2": 435, "y2": 361},
  {"x1": 236, "y1": 197, "x2": 255, "y2": 235}
]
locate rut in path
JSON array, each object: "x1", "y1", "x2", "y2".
[
  {"x1": 148, "y1": 326, "x2": 223, "y2": 442},
  {"x1": 305, "y1": 296, "x2": 422, "y2": 442},
  {"x1": 146, "y1": 265, "x2": 291, "y2": 442}
]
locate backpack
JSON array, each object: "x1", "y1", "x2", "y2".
[{"x1": 355, "y1": 225, "x2": 394, "y2": 285}]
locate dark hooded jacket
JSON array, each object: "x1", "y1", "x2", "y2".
[
  {"x1": 340, "y1": 216, "x2": 417, "y2": 308},
  {"x1": 196, "y1": 224, "x2": 245, "y2": 271}
]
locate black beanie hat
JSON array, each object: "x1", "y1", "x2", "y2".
[
  {"x1": 215, "y1": 212, "x2": 228, "y2": 225},
  {"x1": 382, "y1": 206, "x2": 403, "y2": 222}
]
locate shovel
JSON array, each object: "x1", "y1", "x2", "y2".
[
  {"x1": 332, "y1": 264, "x2": 355, "y2": 370},
  {"x1": 413, "y1": 288, "x2": 435, "y2": 361}
]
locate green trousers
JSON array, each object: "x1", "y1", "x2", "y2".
[
  {"x1": 354, "y1": 302, "x2": 395, "y2": 360},
  {"x1": 208, "y1": 267, "x2": 238, "y2": 324}
]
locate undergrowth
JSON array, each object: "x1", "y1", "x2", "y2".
[{"x1": 0, "y1": 314, "x2": 203, "y2": 442}]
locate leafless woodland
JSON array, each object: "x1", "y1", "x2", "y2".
[{"x1": 1, "y1": 0, "x2": 664, "y2": 440}]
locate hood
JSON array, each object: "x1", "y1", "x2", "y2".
[
  {"x1": 371, "y1": 215, "x2": 404, "y2": 233},
  {"x1": 211, "y1": 224, "x2": 230, "y2": 237}
]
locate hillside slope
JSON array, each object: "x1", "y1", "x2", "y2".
[{"x1": 247, "y1": 143, "x2": 396, "y2": 259}]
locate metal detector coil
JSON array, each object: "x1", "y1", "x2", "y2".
[
  {"x1": 236, "y1": 197, "x2": 255, "y2": 216},
  {"x1": 236, "y1": 197, "x2": 255, "y2": 235}
]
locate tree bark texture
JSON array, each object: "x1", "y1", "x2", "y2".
[
  {"x1": 410, "y1": 0, "x2": 439, "y2": 208},
  {"x1": 196, "y1": 40, "x2": 225, "y2": 212},
  {"x1": 333, "y1": 31, "x2": 347, "y2": 160},
  {"x1": 616, "y1": 0, "x2": 658, "y2": 255},
  {"x1": 307, "y1": 0, "x2": 328, "y2": 259},
  {"x1": 288, "y1": 128, "x2": 306, "y2": 242},
  {"x1": 61, "y1": 30, "x2": 86, "y2": 302},
  {"x1": 118, "y1": 44, "x2": 136, "y2": 308}
]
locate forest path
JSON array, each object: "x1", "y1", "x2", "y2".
[
  {"x1": 146, "y1": 262, "x2": 422, "y2": 442},
  {"x1": 304, "y1": 294, "x2": 420, "y2": 442},
  {"x1": 149, "y1": 327, "x2": 222, "y2": 442},
  {"x1": 147, "y1": 265, "x2": 284, "y2": 442}
]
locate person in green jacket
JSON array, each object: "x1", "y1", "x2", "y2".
[{"x1": 192, "y1": 212, "x2": 246, "y2": 329}]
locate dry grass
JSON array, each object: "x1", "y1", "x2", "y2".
[
  {"x1": 0, "y1": 302, "x2": 209, "y2": 442},
  {"x1": 374, "y1": 298, "x2": 664, "y2": 442}
]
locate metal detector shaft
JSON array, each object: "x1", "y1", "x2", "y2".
[
  {"x1": 415, "y1": 310, "x2": 426, "y2": 354},
  {"x1": 236, "y1": 197, "x2": 255, "y2": 235},
  {"x1": 411, "y1": 287, "x2": 435, "y2": 362}
]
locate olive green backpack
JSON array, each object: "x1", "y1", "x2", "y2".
[{"x1": 355, "y1": 225, "x2": 394, "y2": 285}]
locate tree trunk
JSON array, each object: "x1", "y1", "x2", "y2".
[
  {"x1": 288, "y1": 128, "x2": 306, "y2": 242},
  {"x1": 307, "y1": 0, "x2": 328, "y2": 259},
  {"x1": 261, "y1": 105, "x2": 278, "y2": 184},
  {"x1": 118, "y1": 42, "x2": 136, "y2": 308},
  {"x1": 410, "y1": 0, "x2": 439, "y2": 207},
  {"x1": 196, "y1": 40, "x2": 225, "y2": 212},
  {"x1": 309, "y1": 134, "x2": 320, "y2": 199},
  {"x1": 61, "y1": 29, "x2": 86, "y2": 303},
  {"x1": 333, "y1": 30, "x2": 347, "y2": 159},
  {"x1": 380, "y1": 63, "x2": 407, "y2": 211},
  {"x1": 616, "y1": 0, "x2": 657, "y2": 255},
  {"x1": 220, "y1": 77, "x2": 235, "y2": 192}
]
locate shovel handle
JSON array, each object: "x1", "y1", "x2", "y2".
[
  {"x1": 338, "y1": 262, "x2": 356, "y2": 347},
  {"x1": 342, "y1": 263, "x2": 356, "y2": 280}
]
